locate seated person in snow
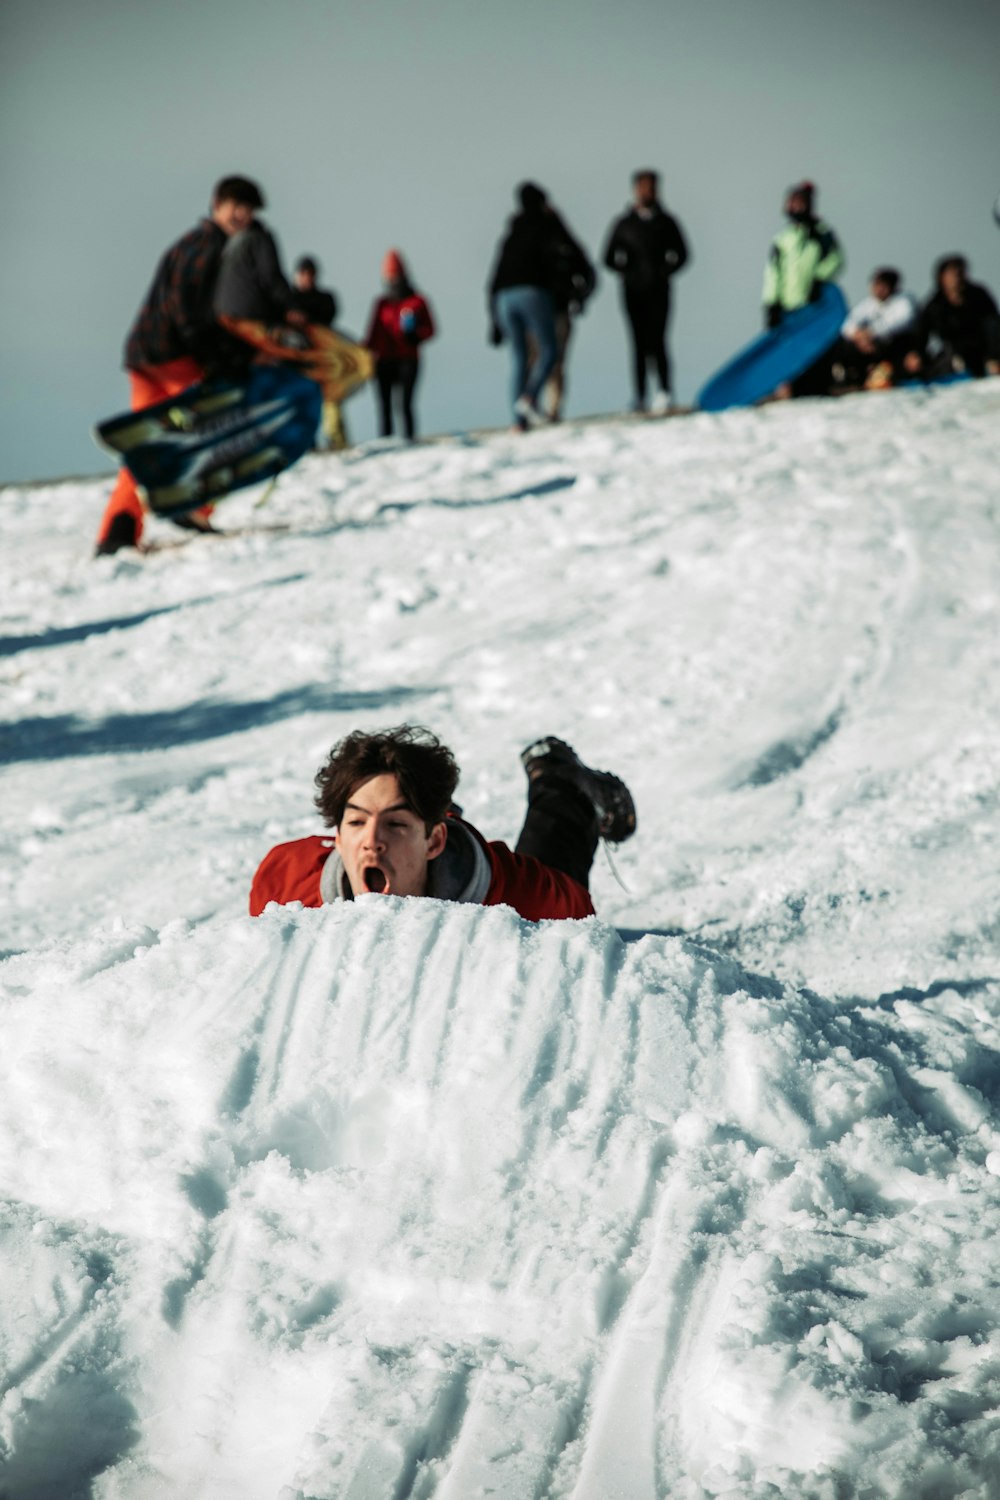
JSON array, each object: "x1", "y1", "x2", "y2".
[
  {"x1": 249, "y1": 725, "x2": 636, "y2": 922},
  {"x1": 829, "y1": 268, "x2": 918, "y2": 390},
  {"x1": 903, "y1": 255, "x2": 1000, "y2": 382}
]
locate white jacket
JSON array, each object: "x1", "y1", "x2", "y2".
[{"x1": 842, "y1": 291, "x2": 918, "y2": 343}]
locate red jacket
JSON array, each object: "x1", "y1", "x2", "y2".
[
  {"x1": 249, "y1": 817, "x2": 594, "y2": 922},
  {"x1": 365, "y1": 291, "x2": 435, "y2": 361}
]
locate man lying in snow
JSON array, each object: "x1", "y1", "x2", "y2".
[{"x1": 250, "y1": 725, "x2": 636, "y2": 922}]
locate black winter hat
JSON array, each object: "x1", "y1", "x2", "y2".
[
  {"x1": 786, "y1": 180, "x2": 816, "y2": 209},
  {"x1": 518, "y1": 181, "x2": 547, "y2": 212}
]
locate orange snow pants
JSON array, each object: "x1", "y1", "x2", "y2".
[{"x1": 95, "y1": 356, "x2": 209, "y2": 548}]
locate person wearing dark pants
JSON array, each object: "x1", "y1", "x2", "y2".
[
  {"x1": 624, "y1": 284, "x2": 672, "y2": 410},
  {"x1": 249, "y1": 727, "x2": 636, "y2": 920},
  {"x1": 904, "y1": 255, "x2": 1000, "y2": 382},
  {"x1": 374, "y1": 357, "x2": 421, "y2": 441},
  {"x1": 603, "y1": 169, "x2": 690, "y2": 413},
  {"x1": 365, "y1": 250, "x2": 435, "y2": 440},
  {"x1": 761, "y1": 180, "x2": 844, "y2": 398}
]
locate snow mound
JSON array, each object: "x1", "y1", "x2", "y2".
[{"x1": 3, "y1": 901, "x2": 1000, "y2": 1498}]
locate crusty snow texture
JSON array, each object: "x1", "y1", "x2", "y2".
[{"x1": 2, "y1": 387, "x2": 1000, "y2": 1498}]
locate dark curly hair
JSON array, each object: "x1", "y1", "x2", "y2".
[
  {"x1": 212, "y1": 175, "x2": 265, "y2": 210},
  {"x1": 314, "y1": 725, "x2": 459, "y2": 832}
]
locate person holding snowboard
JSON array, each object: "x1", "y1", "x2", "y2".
[
  {"x1": 249, "y1": 725, "x2": 636, "y2": 922},
  {"x1": 761, "y1": 180, "x2": 844, "y2": 397},
  {"x1": 94, "y1": 175, "x2": 267, "y2": 556},
  {"x1": 603, "y1": 169, "x2": 690, "y2": 414},
  {"x1": 364, "y1": 251, "x2": 436, "y2": 440}
]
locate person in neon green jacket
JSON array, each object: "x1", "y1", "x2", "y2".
[{"x1": 762, "y1": 181, "x2": 844, "y2": 326}]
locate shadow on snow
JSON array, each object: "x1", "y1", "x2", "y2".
[
  {"x1": 0, "y1": 683, "x2": 426, "y2": 764},
  {"x1": 0, "y1": 575, "x2": 308, "y2": 659}
]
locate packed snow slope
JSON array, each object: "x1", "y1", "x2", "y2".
[{"x1": 2, "y1": 385, "x2": 1000, "y2": 1498}]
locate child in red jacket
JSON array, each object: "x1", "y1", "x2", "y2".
[
  {"x1": 250, "y1": 726, "x2": 636, "y2": 923},
  {"x1": 364, "y1": 250, "x2": 435, "y2": 439}
]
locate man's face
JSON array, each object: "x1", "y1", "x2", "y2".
[
  {"x1": 335, "y1": 773, "x2": 446, "y2": 898},
  {"x1": 213, "y1": 198, "x2": 255, "y2": 236},
  {"x1": 940, "y1": 264, "x2": 966, "y2": 302},
  {"x1": 871, "y1": 277, "x2": 892, "y2": 302},
  {"x1": 634, "y1": 174, "x2": 657, "y2": 208},
  {"x1": 294, "y1": 268, "x2": 316, "y2": 292},
  {"x1": 785, "y1": 191, "x2": 810, "y2": 220}
]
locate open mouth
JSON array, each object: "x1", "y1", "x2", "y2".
[{"x1": 362, "y1": 866, "x2": 390, "y2": 894}]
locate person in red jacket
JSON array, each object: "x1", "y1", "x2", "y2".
[
  {"x1": 364, "y1": 250, "x2": 435, "y2": 439},
  {"x1": 249, "y1": 725, "x2": 636, "y2": 922}
]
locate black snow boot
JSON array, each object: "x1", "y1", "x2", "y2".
[
  {"x1": 520, "y1": 736, "x2": 637, "y2": 843},
  {"x1": 171, "y1": 512, "x2": 220, "y2": 534},
  {"x1": 94, "y1": 511, "x2": 138, "y2": 556}
]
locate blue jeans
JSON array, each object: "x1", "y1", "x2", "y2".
[{"x1": 494, "y1": 285, "x2": 557, "y2": 415}]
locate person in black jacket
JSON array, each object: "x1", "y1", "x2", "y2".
[
  {"x1": 290, "y1": 256, "x2": 349, "y2": 450},
  {"x1": 95, "y1": 174, "x2": 265, "y2": 555},
  {"x1": 213, "y1": 218, "x2": 298, "y2": 325},
  {"x1": 603, "y1": 169, "x2": 690, "y2": 413},
  {"x1": 488, "y1": 182, "x2": 579, "y2": 430},
  {"x1": 903, "y1": 255, "x2": 1000, "y2": 381},
  {"x1": 290, "y1": 256, "x2": 338, "y2": 327},
  {"x1": 534, "y1": 212, "x2": 596, "y2": 420}
]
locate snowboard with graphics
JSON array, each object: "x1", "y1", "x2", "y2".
[{"x1": 94, "y1": 364, "x2": 322, "y2": 518}]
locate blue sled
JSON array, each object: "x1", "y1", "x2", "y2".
[
  {"x1": 697, "y1": 284, "x2": 848, "y2": 413},
  {"x1": 95, "y1": 365, "x2": 321, "y2": 516}
]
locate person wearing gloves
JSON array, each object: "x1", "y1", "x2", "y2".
[
  {"x1": 762, "y1": 180, "x2": 844, "y2": 395},
  {"x1": 364, "y1": 251, "x2": 436, "y2": 440}
]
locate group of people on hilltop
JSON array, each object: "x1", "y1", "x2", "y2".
[
  {"x1": 486, "y1": 170, "x2": 688, "y2": 429},
  {"x1": 758, "y1": 178, "x2": 1000, "y2": 398},
  {"x1": 94, "y1": 174, "x2": 437, "y2": 554},
  {"x1": 95, "y1": 169, "x2": 1000, "y2": 556}
]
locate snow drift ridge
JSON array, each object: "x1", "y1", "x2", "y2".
[{"x1": 2, "y1": 901, "x2": 1000, "y2": 1498}]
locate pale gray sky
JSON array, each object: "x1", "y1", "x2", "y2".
[{"x1": 2, "y1": 0, "x2": 999, "y2": 482}]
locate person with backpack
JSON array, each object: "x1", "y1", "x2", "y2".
[
  {"x1": 488, "y1": 182, "x2": 585, "y2": 430},
  {"x1": 534, "y1": 209, "x2": 596, "y2": 421}
]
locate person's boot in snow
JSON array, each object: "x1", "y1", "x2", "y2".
[
  {"x1": 94, "y1": 511, "x2": 138, "y2": 556},
  {"x1": 520, "y1": 736, "x2": 636, "y2": 843}
]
